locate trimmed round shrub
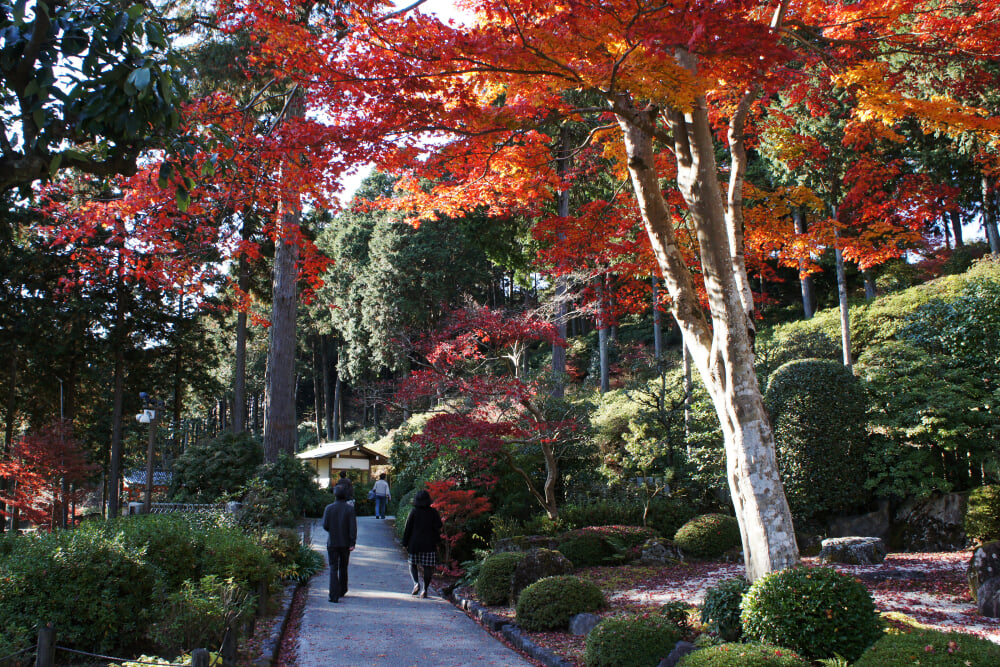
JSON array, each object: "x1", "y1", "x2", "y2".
[
  {"x1": 585, "y1": 614, "x2": 684, "y2": 667},
  {"x1": 558, "y1": 530, "x2": 617, "y2": 567},
  {"x1": 741, "y1": 566, "x2": 882, "y2": 662},
  {"x1": 700, "y1": 576, "x2": 749, "y2": 641},
  {"x1": 678, "y1": 643, "x2": 809, "y2": 667},
  {"x1": 515, "y1": 575, "x2": 605, "y2": 631},
  {"x1": 674, "y1": 514, "x2": 741, "y2": 559},
  {"x1": 764, "y1": 359, "x2": 870, "y2": 524},
  {"x1": 966, "y1": 485, "x2": 1000, "y2": 544},
  {"x1": 476, "y1": 551, "x2": 526, "y2": 605},
  {"x1": 853, "y1": 628, "x2": 1000, "y2": 666}
]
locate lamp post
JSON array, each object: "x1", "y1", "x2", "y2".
[{"x1": 136, "y1": 393, "x2": 163, "y2": 514}]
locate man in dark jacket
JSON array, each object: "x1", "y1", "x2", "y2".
[
  {"x1": 322, "y1": 485, "x2": 357, "y2": 603},
  {"x1": 333, "y1": 470, "x2": 354, "y2": 505}
]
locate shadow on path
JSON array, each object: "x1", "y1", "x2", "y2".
[{"x1": 296, "y1": 516, "x2": 533, "y2": 667}]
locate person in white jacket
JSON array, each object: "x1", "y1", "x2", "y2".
[{"x1": 371, "y1": 473, "x2": 391, "y2": 519}]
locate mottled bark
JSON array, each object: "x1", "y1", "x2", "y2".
[
  {"x1": 612, "y1": 62, "x2": 798, "y2": 580},
  {"x1": 232, "y1": 245, "x2": 250, "y2": 434},
  {"x1": 652, "y1": 274, "x2": 662, "y2": 357},
  {"x1": 983, "y1": 174, "x2": 1000, "y2": 255}
]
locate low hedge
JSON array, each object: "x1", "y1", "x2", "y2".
[
  {"x1": 700, "y1": 577, "x2": 749, "y2": 641},
  {"x1": 677, "y1": 643, "x2": 810, "y2": 667},
  {"x1": 674, "y1": 514, "x2": 741, "y2": 559},
  {"x1": 585, "y1": 614, "x2": 684, "y2": 667},
  {"x1": 476, "y1": 552, "x2": 526, "y2": 605},
  {"x1": 853, "y1": 628, "x2": 1000, "y2": 666},
  {"x1": 515, "y1": 576, "x2": 605, "y2": 631}
]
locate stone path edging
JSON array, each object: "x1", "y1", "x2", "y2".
[
  {"x1": 253, "y1": 580, "x2": 299, "y2": 667},
  {"x1": 448, "y1": 588, "x2": 575, "y2": 667}
]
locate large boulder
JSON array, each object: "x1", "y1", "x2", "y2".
[
  {"x1": 638, "y1": 538, "x2": 684, "y2": 566},
  {"x1": 818, "y1": 536, "x2": 886, "y2": 565},
  {"x1": 894, "y1": 492, "x2": 968, "y2": 551},
  {"x1": 493, "y1": 535, "x2": 560, "y2": 553},
  {"x1": 509, "y1": 548, "x2": 573, "y2": 603},
  {"x1": 828, "y1": 500, "x2": 891, "y2": 542},
  {"x1": 977, "y1": 577, "x2": 1000, "y2": 618},
  {"x1": 968, "y1": 541, "x2": 1000, "y2": 602}
]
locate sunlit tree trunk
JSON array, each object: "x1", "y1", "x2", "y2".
[
  {"x1": 108, "y1": 254, "x2": 127, "y2": 519},
  {"x1": 232, "y1": 225, "x2": 250, "y2": 435},
  {"x1": 613, "y1": 65, "x2": 798, "y2": 580},
  {"x1": 833, "y1": 226, "x2": 853, "y2": 372},
  {"x1": 597, "y1": 278, "x2": 610, "y2": 394}
]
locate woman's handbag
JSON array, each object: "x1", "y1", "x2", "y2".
[{"x1": 368, "y1": 488, "x2": 376, "y2": 500}]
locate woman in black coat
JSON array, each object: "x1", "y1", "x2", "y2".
[{"x1": 402, "y1": 489, "x2": 443, "y2": 598}]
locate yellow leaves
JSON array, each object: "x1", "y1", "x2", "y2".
[{"x1": 835, "y1": 61, "x2": 1000, "y2": 145}]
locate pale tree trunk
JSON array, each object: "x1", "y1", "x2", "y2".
[
  {"x1": 264, "y1": 94, "x2": 303, "y2": 463},
  {"x1": 983, "y1": 174, "x2": 1000, "y2": 255},
  {"x1": 833, "y1": 225, "x2": 854, "y2": 372},
  {"x1": 323, "y1": 337, "x2": 336, "y2": 439},
  {"x1": 792, "y1": 208, "x2": 815, "y2": 318},
  {"x1": 332, "y1": 373, "x2": 342, "y2": 440},
  {"x1": 611, "y1": 56, "x2": 798, "y2": 580}
]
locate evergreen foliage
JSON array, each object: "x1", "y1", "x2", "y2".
[
  {"x1": 584, "y1": 614, "x2": 684, "y2": 667},
  {"x1": 764, "y1": 359, "x2": 870, "y2": 523},
  {"x1": 515, "y1": 576, "x2": 606, "y2": 630},
  {"x1": 673, "y1": 514, "x2": 742, "y2": 559},
  {"x1": 700, "y1": 577, "x2": 750, "y2": 641},
  {"x1": 740, "y1": 566, "x2": 882, "y2": 661}
]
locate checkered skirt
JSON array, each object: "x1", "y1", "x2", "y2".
[{"x1": 408, "y1": 551, "x2": 437, "y2": 567}]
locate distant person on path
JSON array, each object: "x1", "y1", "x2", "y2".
[
  {"x1": 371, "y1": 473, "x2": 391, "y2": 519},
  {"x1": 322, "y1": 485, "x2": 357, "y2": 603},
  {"x1": 334, "y1": 470, "x2": 354, "y2": 505},
  {"x1": 402, "y1": 489, "x2": 443, "y2": 598}
]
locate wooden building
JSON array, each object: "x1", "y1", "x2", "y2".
[{"x1": 296, "y1": 440, "x2": 387, "y2": 488}]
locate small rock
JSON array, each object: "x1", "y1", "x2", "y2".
[
  {"x1": 818, "y1": 536, "x2": 886, "y2": 565},
  {"x1": 968, "y1": 541, "x2": 1000, "y2": 602},
  {"x1": 638, "y1": 538, "x2": 684, "y2": 566},
  {"x1": 977, "y1": 577, "x2": 1000, "y2": 618},
  {"x1": 659, "y1": 640, "x2": 697, "y2": 667},
  {"x1": 568, "y1": 612, "x2": 601, "y2": 636}
]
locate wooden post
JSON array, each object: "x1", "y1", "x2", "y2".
[
  {"x1": 35, "y1": 624, "x2": 55, "y2": 667},
  {"x1": 257, "y1": 579, "x2": 268, "y2": 618},
  {"x1": 191, "y1": 648, "x2": 210, "y2": 667}
]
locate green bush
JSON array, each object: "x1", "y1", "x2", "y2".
[
  {"x1": 764, "y1": 359, "x2": 870, "y2": 524},
  {"x1": 198, "y1": 525, "x2": 276, "y2": 593},
  {"x1": 114, "y1": 514, "x2": 203, "y2": 591},
  {"x1": 673, "y1": 514, "x2": 741, "y2": 559},
  {"x1": 585, "y1": 614, "x2": 684, "y2": 667},
  {"x1": 558, "y1": 530, "x2": 620, "y2": 567},
  {"x1": 644, "y1": 498, "x2": 697, "y2": 539},
  {"x1": 151, "y1": 575, "x2": 255, "y2": 657},
  {"x1": 476, "y1": 552, "x2": 526, "y2": 605},
  {"x1": 700, "y1": 577, "x2": 749, "y2": 641},
  {"x1": 515, "y1": 576, "x2": 605, "y2": 631},
  {"x1": 853, "y1": 628, "x2": 1000, "y2": 666},
  {"x1": 258, "y1": 527, "x2": 304, "y2": 574},
  {"x1": 171, "y1": 432, "x2": 264, "y2": 502},
  {"x1": 254, "y1": 453, "x2": 333, "y2": 518},
  {"x1": 741, "y1": 566, "x2": 882, "y2": 662},
  {"x1": 559, "y1": 499, "x2": 640, "y2": 529},
  {"x1": 0, "y1": 528, "x2": 158, "y2": 655},
  {"x1": 965, "y1": 485, "x2": 1000, "y2": 544},
  {"x1": 677, "y1": 643, "x2": 809, "y2": 667}
]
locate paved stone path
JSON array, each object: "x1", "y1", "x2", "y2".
[{"x1": 296, "y1": 515, "x2": 534, "y2": 667}]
